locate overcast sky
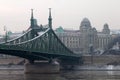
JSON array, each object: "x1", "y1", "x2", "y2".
[{"x1": 0, "y1": 0, "x2": 120, "y2": 34}]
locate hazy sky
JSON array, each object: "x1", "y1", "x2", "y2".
[{"x1": 0, "y1": 0, "x2": 120, "y2": 34}]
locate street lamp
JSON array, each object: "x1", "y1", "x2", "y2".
[
  {"x1": 4, "y1": 26, "x2": 7, "y2": 43},
  {"x1": 89, "y1": 44, "x2": 94, "y2": 65}
]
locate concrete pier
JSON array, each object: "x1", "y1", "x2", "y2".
[{"x1": 24, "y1": 62, "x2": 60, "y2": 74}]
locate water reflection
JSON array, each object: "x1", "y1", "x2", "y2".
[
  {"x1": 24, "y1": 74, "x2": 64, "y2": 80},
  {"x1": 24, "y1": 70, "x2": 120, "y2": 80},
  {"x1": 61, "y1": 70, "x2": 120, "y2": 80},
  {"x1": 1, "y1": 68, "x2": 120, "y2": 80}
]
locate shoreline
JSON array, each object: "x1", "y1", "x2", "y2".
[
  {"x1": 73, "y1": 65, "x2": 120, "y2": 71},
  {"x1": 0, "y1": 65, "x2": 120, "y2": 71}
]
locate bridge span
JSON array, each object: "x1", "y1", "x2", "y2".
[{"x1": 0, "y1": 9, "x2": 82, "y2": 73}]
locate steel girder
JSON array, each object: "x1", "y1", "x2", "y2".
[{"x1": 0, "y1": 28, "x2": 81, "y2": 61}]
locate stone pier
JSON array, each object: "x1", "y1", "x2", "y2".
[{"x1": 24, "y1": 62, "x2": 60, "y2": 74}]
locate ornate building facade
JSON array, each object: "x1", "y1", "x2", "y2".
[{"x1": 55, "y1": 18, "x2": 113, "y2": 55}]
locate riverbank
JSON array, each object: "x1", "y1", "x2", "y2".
[
  {"x1": 0, "y1": 65, "x2": 24, "y2": 70},
  {"x1": 82, "y1": 55, "x2": 120, "y2": 65},
  {"x1": 74, "y1": 65, "x2": 120, "y2": 71},
  {"x1": 1, "y1": 64, "x2": 120, "y2": 72},
  {"x1": 0, "y1": 65, "x2": 24, "y2": 74}
]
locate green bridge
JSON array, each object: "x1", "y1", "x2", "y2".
[{"x1": 0, "y1": 9, "x2": 82, "y2": 66}]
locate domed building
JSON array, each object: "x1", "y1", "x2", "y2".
[
  {"x1": 79, "y1": 18, "x2": 98, "y2": 53},
  {"x1": 55, "y1": 18, "x2": 112, "y2": 55}
]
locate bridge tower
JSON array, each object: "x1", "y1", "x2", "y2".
[
  {"x1": 24, "y1": 8, "x2": 60, "y2": 74},
  {"x1": 30, "y1": 9, "x2": 35, "y2": 39},
  {"x1": 48, "y1": 8, "x2": 53, "y2": 52},
  {"x1": 30, "y1": 9, "x2": 39, "y2": 39}
]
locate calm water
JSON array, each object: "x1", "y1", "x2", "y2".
[{"x1": 1, "y1": 70, "x2": 120, "y2": 80}]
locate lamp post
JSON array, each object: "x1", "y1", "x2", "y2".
[
  {"x1": 89, "y1": 44, "x2": 94, "y2": 65},
  {"x1": 4, "y1": 26, "x2": 7, "y2": 43}
]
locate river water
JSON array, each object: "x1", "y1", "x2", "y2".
[{"x1": 0, "y1": 65, "x2": 120, "y2": 80}]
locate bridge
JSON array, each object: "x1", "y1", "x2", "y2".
[{"x1": 0, "y1": 9, "x2": 82, "y2": 73}]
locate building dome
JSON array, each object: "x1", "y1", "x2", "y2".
[
  {"x1": 102, "y1": 23, "x2": 110, "y2": 34},
  {"x1": 80, "y1": 18, "x2": 91, "y2": 30},
  {"x1": 103, "y1": 23, "x2": 109, "y2": 29}
]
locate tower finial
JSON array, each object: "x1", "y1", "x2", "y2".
[
  {"x1": 31, "y1": 9, "x2": 34, "y2": 19},
  {"x1": 49, "y1": 8, "x2": 51, "y2": 18},
  {"x1": 30, "y1": 9, "x2": 34, "y2": 27},
  {"x1": 48, "y1": 8, "x2": 52, "y2": 29}
]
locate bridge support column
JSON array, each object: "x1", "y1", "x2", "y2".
[{"x1": 24, "y1": 61, "x2": 60, "y2": 74}]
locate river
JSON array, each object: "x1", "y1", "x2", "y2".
[{"x1": 0, "y1": 65, "x2": 120, "y2": 80}]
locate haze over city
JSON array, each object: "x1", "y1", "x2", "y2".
[{"x1": 0, "y1": 0, "x2": 120, "y2": 34}]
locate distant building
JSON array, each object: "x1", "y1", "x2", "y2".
[
  {"x1": 8, "y1": 32, "x2": 23, "y2": 40},
  {"x1": 0, "y1": 31, "x2": 23, "y2": 43},
  {"x1": 55, "y1": 18, "x2": 113, "y2": 55},
  {"x1": 0, "y1": 32, "x2": 23, "y2": 59}
]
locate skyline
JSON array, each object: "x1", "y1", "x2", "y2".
[{"x1": 0, "y1": 0, "x2": 120, "y2": 34}]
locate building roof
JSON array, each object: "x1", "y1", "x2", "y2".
[
  {"x1": 55, "y1": 26, "x2": 64, "y2": 33},
  {"x1": 80, "y1": 18, "x2": 91, "y2": 29}
]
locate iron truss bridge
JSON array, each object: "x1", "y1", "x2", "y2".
[
  {"x1": 0, "y1": 28, "x2": 82, "y2": 64},
  {"x1": 0, "y1": 9, "x2": 82, "y2": 65}
]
